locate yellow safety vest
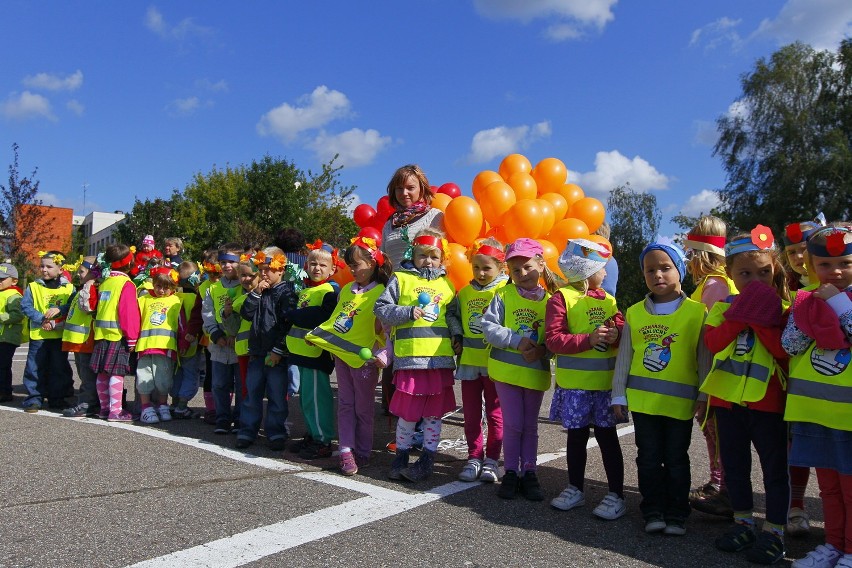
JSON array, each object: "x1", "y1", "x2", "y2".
[
  {"x1": 555, "y1": 288, "x2": 619, "y2": 391},
  {"x1": 94, "y1": 273, "x2": 133, "y2": 341},
  {"x1": 177, "y1": 291, "x2": 199, "y2": 358},
  {"x1": 231, "y1": 293, "x2": 252, "y2": 356},
  {"x1": 208, "y1": 281, "x2": 235, "y2": 325},
  {"x1": 286, "y1": 282, "x2": 335, "y2": 358},
  {"x1": 487, "y1": 285, "x2": 551, "y2": 391},
  {"x1": 700, "y1": 300, "x2": 786, "y2": 405},
  {"x1": 625, "y1": 298, "x2": 706, "y2": 420},
  {"x1": 457, "y1": 280, "x2": 507, "y2": 368},
  {"x1": 392, "y1": 272, "x2": 455, "y2": 358},
  {"x1": 136, "y1": 294, "x2": 181, "y2": 352},
  {"x1": 197, "y1": 279, "x2": 215, "y2": 346},
  {"x1": 0, "y1": 288, "x2": 24, "y2": 345},
  {"x1": 691, "y1": 272, "x2": 737, "y2": 304},
  {"x1": 28, "y1": 281, "x2": 74, "y2": 340},
  {"x1": 306, "y1": 282, "x2": 386, "y2": 368},
  {"x1": 61, "y1": 292, "x2": 93, "y2": 346}
]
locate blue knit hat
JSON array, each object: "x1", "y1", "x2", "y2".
[{"x1": 639, "y1": 238, "x2": 687, "y2": 282}]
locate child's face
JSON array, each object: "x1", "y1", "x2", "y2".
[
  {"x1": 40, "y1": 258, "x2": 61, "y2": 281},
  {"x1": 784, "y1": 243, "x2": 808, "y2": 276},
  {"x1": 587, "y1": 266, "x2": 607, "y2": 290},
  {"x1": 471, "y1": 254, "x2": 501, "y2": 286},
  {"x1": 508, "y1": 256, "x2": 544, "y2": 291},
  {"x1": 643, "y1": 250, "x2": 681, "y2": 302},
  {"x1": 76, "y1": 266, "x2": 91, "y2": 282},
  {"x1": 259, "y1": 265, "x2": 283, "y2": 286},
  {"x1": 239, "y1": 266, "x2": 258, "y2": 291},
  {"x1": 812, "y1": 254, "x2": 852, "y2": 290},
  {"x1": 728, "y1": 252, "x2": 774, "y2": 291},
  {"x1": 394, "y1": 174, "x2": 422, "y2": 209},
  {"x1": 141, "y1": 243, "x2": 153, "y2": 252},
  {"x1": 347, "y1": 255, "x2": 375, "y2": 286},
  {"x1": 220, "y1": 258, "x2": 239, "y2": 280},
  {"x1": 152, "y1": 283, "x2": 174, "y2": 297},
  {"x1": 0, "y1": 277, "x2": 16, "y2": 291},
  {"x1": 413, "y1": 248, "x2": 442, "y2": 269},
  {"x1": 307, "y1": 257, "x2": 334, "y2": 282}
]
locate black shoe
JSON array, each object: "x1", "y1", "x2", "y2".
[
  {"x1": 744, "y1": 531, "x2": 784, "y2": 565},
  {"x1": 288, "y1": 434, "x2": 313, "y2": 453},
  {"x1": 0, "y1": 393, "x2": 13, "y2": 403},
  {"x1": 519, "y1": 471, "x2": 544, "y2": 501},
  {"x1": 268, "y1": 437, "x2": 287, "y2": 452},
  {"x1": 213, "y1": 422, "x2": 230, "y2": 434},
  {"x1": 62, "y1": 402, "x2": 91, "y2": 418},
  {"x1": 715, "y1": 523, "x2": 757, "y2": 552},
  {"x1": 235, "y1": 438, "x2": 253, "y2": 449},
  {"x1": 498, "y1": 470, "x2": 520, "y2": 499},
  {"x1": 299, "y1": 440, "x2": 333, "y2": 460}
]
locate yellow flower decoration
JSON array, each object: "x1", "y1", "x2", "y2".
[
  {"x1": 269, "y1": 253, "x2": 287, "y2": 270},
  {"x1": 37, "y1": 251, "x2": 65, "y2": 264},
  {"x1": 62, "y1": 255, "x2": 84, "y2": 273},
  {"x1": 129, "y1": 245, "x2": 137, "y2": 254}
]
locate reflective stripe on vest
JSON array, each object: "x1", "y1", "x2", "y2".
[
  {"x1": 627, "y1": 374, "x2": 699, "y2": 401},
  {"x1": 458, "y1": 281, "x2": 506, "y2": 368},
  {"x1": 286, "y1": 283, "x2": 335, "y2": 358},
  {"x1": 393, "y1": 272, "x2": 455, "y2": 358},
  {"x1": 62, "y1": 292, "x2": 93, "y2": 345},
  {"x1": 94, "y1": 274, "x2": 132, "y2": 341},
  {"x1": 556, "y1": 356, "x2": 616, "y2": 372},
  {"x1": 28, "y1": 281, "x2": 74, "y2": 340}
]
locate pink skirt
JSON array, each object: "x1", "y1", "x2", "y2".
[{"x1": 390, "y1": 368, "x2": 456, "y2": 422}]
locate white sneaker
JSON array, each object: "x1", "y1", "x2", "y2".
[
  {"x1": 592, "y1": 492, "x2": 626, "y2": 520},
  {"x1": 550, "y1": 485, "x2": 585, "y2": 511},
  {"x1": 791, "y1": 544, "x2": 842, "y2": 568},
  {"x1": 786, "y1": 507, "x2": 811, "y2": 537},
  {"x1": 140, "y1": 407, "x2": 160, "y2": 424},
  {"x1": 480, "y1": 458, "x2": 499, "y2": 483},
  {"x1": 157, "y1": 404, "x2": 172, "y2": 422},
  {"x1": 458, "y1": 459, "x2": 482, "y2": 482}
]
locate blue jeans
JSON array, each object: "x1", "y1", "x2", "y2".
[
  {"x1": 238, "y1": 356, "x2": 289, "y2": 442},
  {"x1": 73, "y1": 351, "x2": 98, "y2": 407},
  {"x1": 288, "y1": 364, "x2": 300, "y2": 396},
  {"x1": 22, "y1": 338, "x2": 73, "y2": 407},
  {"x1": 211, "y1": 360, "x2": 241, "y2": 427},
  {"x1": 172, "y1": 352, "x2": 201, "y2": 402}
]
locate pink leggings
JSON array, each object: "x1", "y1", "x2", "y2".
[
  {"x1": 493, "y1": 381, "x2": 544, "y2": 474},
  {"x1": 460, "y1": 375, "x2": 503, "y2": 462},
  {"x1": 816, "y1": 468, "x2": 852, "y2": 553}
]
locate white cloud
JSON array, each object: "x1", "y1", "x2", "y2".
[
  {"x1": 309, "y1": 128, "x2": 392, "y2": 168},
  {"x1": 257, "y1": 86, "x2": 352, "y2": 142},
  {"x1": 22, "y1": 70, "x2": 83, "y2": 92},
  {"x1": 144, "y1": 5, "x2": 213, "y2": 41},
  {"x1": 572, "y1": 150, "x2": 670, "y2": 194},
  {"x1": 689, "y1": 17, "x2": 743, "y2": 51},
  {"x1": 168, "y1": 96, "x2": 201, "y2": 115},
  {"x1": 693, "y1": 120, "x2": 717, "y2": 147},
  {"x1": 40, "y1": 192, "x2": 100, "y2": 213},
  {"x1": 680, "y1": 189, "x2": 722, "y2": 217},
  {"x1": 473, "y1": 0, "x2": 617, "y2": 40},
  {"x1": 66, "y1": 99, "x2": 85, "y2": 116},
  {"x1": 752, "y1": 0, "x2": 852, "y2": 51},
  {"x1": 467, "y1": 121, "x2": 551, "y2": 163},
  {"x1": 195, "y1": 78, "x2": 228, "y2": 92},
  {"x1": 1, "y1": 91, "x2": 55, "y2": 121}
]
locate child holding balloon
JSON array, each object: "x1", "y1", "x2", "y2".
[
  {"x1": 454, "y1": 238, "x2": 509, "y2": 483},
  {"x1": 482, "y1": 238, "x2": 560, "y2": 501},
  {"x1": 374, "y1": 228, "x2": 462, "y2": 482}
]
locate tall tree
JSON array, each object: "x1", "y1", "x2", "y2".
[
  {"x1": 114, "y1": 193, "x2": 184, "y2": 253},
  {"x1": 607, "y1": 183, "x2": 662, "y2": 308},
  {"x1": 714, "y1": 40, "x2": 852, "y2": 232}
]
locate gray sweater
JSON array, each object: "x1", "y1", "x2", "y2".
[{"x1": 380, "y1": 208, "x2": 444, "y2": 269}]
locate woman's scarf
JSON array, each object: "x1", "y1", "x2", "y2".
[{"x1": 391, "y1": 201, "x2": 430, "y2": 228}]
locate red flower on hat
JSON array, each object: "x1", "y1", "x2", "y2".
[
  {"x1": 785, "y1": 223, "x2": 803, "y2": 244},
  {"x1": 750, "y1": 225, "x2": 774, "y2": 250},
  {"x1": 826, "y1": 231, "x2": 847, "y2": 256}
]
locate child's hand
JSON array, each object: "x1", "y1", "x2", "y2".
[
  {"x1": 612, "y1": 404, "x2": 628, "y2": 421},
  {"x1": 521, "y1": 343, "x2": 545, "y2": 363},
  {"x1": 222, "y1": 297, "x2": 233, "y2": 317},
  {"x1": 266, "y1": 352, "x2": 282, "y2": 366},
  {"x1": 411, "y1": 307, "x2": 425, "y2": 320},
  {"x1": 216, "y1": 337, "x2": 228, "y2": 347},
  {"x1": 694, "y1": 401, "x2": 708, "y2": 421},
  {"x1": 452, "y1": 337, "x2": 462, "y2": 356},
  {"x1": 43, "y1": 307, "x2": 60, "y2": 320},
  {"x1": 184, "y1": 333, "x2": 197, "y2": 344},
  {"x1": 41, "y1": 320, "x2": 55, "y2": 331},
  {"x1": 255, "y1": 280, "x2": 270, "y2": 294},
  {"x1": 589, "y1": 326, "x2": 609, "y2": 348},
  {"x1": 227, "y1": 336, "x2": 235, "y2": 348},
  {"x1": 517, "y1": 337, "x2": 536, "y2": 353},
  {"x1": 814, "y1": 283, "x2": 841, "y2": 301}
]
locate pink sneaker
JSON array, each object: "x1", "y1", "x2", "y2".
[
  {"x1": 107, "y1": 410, "x2": 133, "y2": 422},
  {"x1": 340, "y1": 452, "x2": 358, "y2": 476}
]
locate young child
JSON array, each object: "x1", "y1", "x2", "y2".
[
  {"x1": 546, "y1": 239, "x2": 626, "y2": 519},
  {"x1": 222, "y1": 259, "x2": 258, "y2": 403},
  {"x1": 285, "y1": 241, "x2": 340, "y2": 460},
  {"x1": 199, "y1": 249, "x2": 222, "y2": 423},
  {"x1": 90, "y1": 244, "x2": 141, "y2": 422},
  {"x1": 482, "y1": 238, "x2": 559, "y2": 501},
  {"x1": 171, "y1": 261, "x2": 204, "y2": 419},
  {"x1": 136, "y1": 267, "x2": 186, "y2": 424},
  {"x1": 684, "y1": 215, "x2": 737, "y2": 518},
  {"x1": 783, "y1": 225, "x2": 852, "y2": 568},
  {"x1": 611, "y1": 239, "x2": 709, "y2": 536},
  {"x1": 374, "y1": 228, "x2": 461, "y2": 482},
  {"x1": 20, "y1": 251, "x2": 75, "y2": 412},
  {"x1": 0, "y1": 263, "x2": 24, "y2": 403},
  {"x1": 62, "y1": 258, "x2": 100, "y2": 418},
  {"x1": 701, "y1": 227, "x2": 791, "y2": 564},
  {"x1": 202, "y1": 243, "x2": 243, "y2": 434},
  {"x1": 131, "y1": 235, "x2": 162, "y2": 278},
  {"x1": 454, "y1": 238, "x2": 508, "y2": 483},
  {"x1": 306, "y1": 236, "x2": 392, "y2": 476},
  {"x1": 236, "y1": 246, "x2": 298, "y2": 451}
]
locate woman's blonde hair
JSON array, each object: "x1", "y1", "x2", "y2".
[{"x1": 687, "y1": 215, "x2": 727, "y2": 280}]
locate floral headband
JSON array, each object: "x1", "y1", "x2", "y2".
[
  {"x1": 783, "y1": 213, "x2": 826, "y2": 246},
  {"x1": 350, "y1": 236, "x2": 384, "y2": 266},
  {"x1": 62, "y1": 255, "x2": 84, "y2": 274},
  {"x1": 306, "y1": 239, "x2": 344, "y2": 270},
  {"x1": 201, "y1": 260, "x2": 222, "y2": 274},
  {"x1": 150, "y1": 266, "x2": 179, "y2": 283},
  {"x1": 725, "y1": 225, "x2": 775, "y2": 257},
  {"x1": 469, "y1": 241, "x2": 505, "y2": 262},
  {"x1": 807, "y1": 226, "x2": 852, "y2": 258},
  {"x1": 38, "y1": 251, "x2": 66, "y2": 265},
  {"x1": 251, "y1": 251, "x2": 288, "y2": 270}
]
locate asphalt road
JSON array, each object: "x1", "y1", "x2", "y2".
[{"x1": 0, "y1": 347, "x2": 826, "y2": 567}]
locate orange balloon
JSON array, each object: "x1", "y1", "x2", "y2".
[
  {"x1": 568, "y1": 197, "x2": 606, "y2": 233},
  {"x1": 503, "y1": 200, "x2": 544, "y2": 242},
  {"x1": 334, "y1": 265, "x2": 354, "y2": 287},
  {"x1": 546, "y1": 217, "x2": 590, "y2": 250},
  {"x1": 444, "y1": 196, "x2": 483, "y2": 247},
  {"x1": 472, "y1": 170, "x2": 503, "y2": 202},
  {"x1": 485, "y1": 225, "x2": 508, "y2": 244},
  {"x1": 558, "y1": 183, "x2": 585, "y2": 208},
  {"x1": 446, "y1": 242, "x2": 473, "y2": 290},
  {"x1": 498, "y1": 153, "x2": 532, "y2": 181},
  {"x1": 532, "y1": 158, "x2": 568, "y2": 195},
  {"x1": 536, "y1": 199, "x2": 556, "y2": 238},
  {"x1": 540, "y1": 192, "x2": 569, "y2": 220},
  {"x1": 430, "y1": 192, "x2": 452, "y2": 212},
  {"x1": 536, "y1": 238, "x2": 563, "y2": 280},
  {"x1": 507, "y1": 171, "x2": 537, "y2": 201},
  {"x1": 479, "y1": 180, "x2": 516, "y2": 226},
  {"x1": 586, "y1": 234, "x2": 613, "y2": 254},
  {"x1": 478, "y1": 219, "x2": 489, "y2": 238}
]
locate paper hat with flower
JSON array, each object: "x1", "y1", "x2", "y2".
[
  {"x1": 468, "y1": 240, "x2": 505, "y2": 262},
  {"x1": 306, "y1": 239, "x2": 345, "y2": 271},
  {"x1": 201, "y1": 260, "x2": 222, "y2": 275},
  {"x1": 683, "y1": 234, "x2": 726, "y2": 257},
  {"x1": 725, "y1": 225, "x2": 776, "y2": 257},
  {"x1": 350, "y1": 236, "x2": 385, "y2": 266},
  {"x1": 807, "y1": 226, "x2": 852, "y2": 258},
  {"x1": 61, "y1": 255, "x2": 84, "y2": 274},
  {"x1": 38, "y1": 251, "x2": 66, "y2": 265},
  {"x1": 251, "y1": 250, "x2": 288, "y2": 270},
  {"x1": 150, "y1": 266, "x2": 179, "y2": 283},
  {"x1": 558, "y1": 238, "x2": 611, "y2": 283},
  {"x1": 783, "y1": 213, "x2": 827, "y2": 246}
]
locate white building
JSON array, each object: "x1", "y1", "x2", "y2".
[{"x1": 79, "y1": 211, "x2": 126, "y2": 256}]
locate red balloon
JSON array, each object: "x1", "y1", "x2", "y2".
[
  {"x1": 438, "y1": 183, "x2": 462, "y2": 199},
  {"x1": 357, "y1": 226, "x2": 382, "y2": 246},
  {"x1": 376, "y1": 196, "x2": 394, "y2": 219},
  {"x1": 353, "y1": 204, "x2": 377, "y2": 228}
]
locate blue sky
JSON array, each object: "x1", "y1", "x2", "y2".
[{"x1": 3, "y1": 1, "x2": 851, "y2": 237}]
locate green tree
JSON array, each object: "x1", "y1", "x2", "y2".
[
  {"x1": 714, "y1": 40, "x2": 852, "y2": 232},
  {"x1": 114, "y1": 193, "x2": 184, "y2": 254},
  {"x1": 607, "y1": 183, "x2": 662, "y2": 308}
]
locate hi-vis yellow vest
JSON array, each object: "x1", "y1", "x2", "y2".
[
  {"x1": 785, "y1": 291, "x2": 852, "y2": 430},
  {"x1": 393, "y1": 272, "x2": 455, "y2": 358},
  {"x1": 28, "y1": 281, "x2": 74, "y2": 340},
  {"x1": 209, "y1": 281, "x2": 236, "y2": 325},
  {"x1": 700, "y1": 300, "x2": 786, "y2": 405},
  {"x1": 0, "y1": 288, "x2": 24, "y2": 345},
  {"x1": 136, "y1": 294, "x2": 181, "y2": 352},
  {"x1": 177, "y1": 291, "x2": 199, "y2": 358},
  {"x1": 555, "y1": 288, "x2": 619, "y2": 391},
  {"x1": 62, "y1": 292, "x2": 93, "y2": 346},
  {"x1": 198, "y1": 279, "x2": 214, "y2": 345},
  {"x1": 306, "y1": 282, "x2": 386, "y2": 368},
  {"x1": 625, "y1": 298, "x2": 705, "y2": 420},
  {"x1": 488, "y1": 285, "x2": 551, "y2": 391},
  {"x1": 287, "y1": 282, "x2": 335, "y2": 358},
  {"x1": 458, "y1": 280, "x2": 507, "y2": 368},
  {"x1": 94, "y1": 273, "x2": 133, "y2": 341},
  {"x1": 691, "y1": 272, "x2": 737, "y2": 304},
  {"x1": 231, "y1": 293, "x2": 252, "y2": 356}
]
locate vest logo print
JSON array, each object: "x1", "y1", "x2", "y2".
[
  {"x1": 643, "y1": 333, "x2": 677, "y2": 372},
  {"x1": 811, "y1": 347, "x2": 851, "y2": 376},
  {"x1": 148, "y1": 302, "x2": 170, "y2": 326},
  {"x1": 734, "y1": 330, "x2": 755, "y2": 356},
  {"x1": 333, "y1": 307, "x2": 359, "y2": 334},
  {"x1": 421, "y1": 293, "x2": 444, "y2": 322},
  {"x1": 513, "y1": 308, "x2": 542, "y2": 343},
  {"x1": 298, "y1": 291, "x2": 311, "y2": 309},
  {"x1": 465, "y1": 297, "x2": 489, "y2": 334}
]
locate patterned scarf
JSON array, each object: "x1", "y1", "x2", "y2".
[{"x1": 391, "y1": 201, "x2": 430, "y2": 228}]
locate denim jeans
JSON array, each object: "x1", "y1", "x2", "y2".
[
  {"x1": 22, "y1": 338, "x2": 73, "y2": 407},
  {"x1": 73, "y1": 351, "x2": 98, "y2": 407},
  {"x1": 211, "y1": 360, "x2": 241, "y2": 427},
  {"x1": 238, "y1": 356, "x2": 289, "y2": 442},
  {"x1": 172, "y1": 352, "x2": 201, "y2": 402},
  {"x1": 287, "y1": 364, "x2": 300, "y2": 397}
]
